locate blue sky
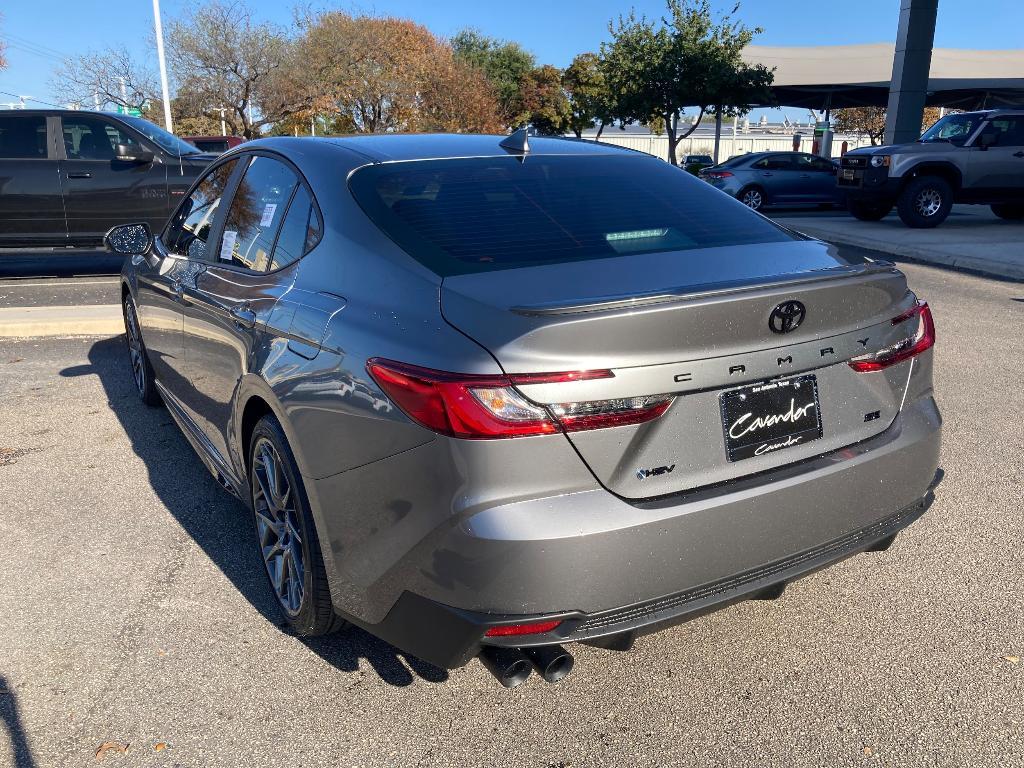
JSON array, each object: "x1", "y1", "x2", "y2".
[{"x1": 1, "y1": 0, "x2": 1020, "y2": 115}]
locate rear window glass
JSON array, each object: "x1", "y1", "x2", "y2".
[{"x1": 349, "y1": 154, "x2": 795, "y2": 276}]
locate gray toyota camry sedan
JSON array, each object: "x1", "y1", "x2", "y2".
[{"x1": 109, "y1": 132, "x2": 942, "y2": 688}]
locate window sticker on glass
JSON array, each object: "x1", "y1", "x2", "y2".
[
  {"x1": 260, "y1": 203, "x2": 277, "y2": 228},
  {"x1": 220, "y1": 230, "x2": 238, "y2": 261}
]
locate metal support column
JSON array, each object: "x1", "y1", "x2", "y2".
[{"x1": 884, "y1": 0, "x2": 939, "y2": 145}]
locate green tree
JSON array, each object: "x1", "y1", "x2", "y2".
[
  {"x1": 516, "y1": 65, "x2": 571, "y2": 134},
  {"x1": 563, "y1": 53, "x2": 615, "y2": 138},
  {"x1": 452, "y1": 29, "x2": 535, "y2": 128},
  {"x1": 601, "y1": 0, "x2": 770, "y2": 165},
  {"x1": 707, "y1": 56, "x2": 774, "y2": 161}
]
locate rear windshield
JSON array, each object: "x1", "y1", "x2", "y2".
[{"x1": 349, "y1": 154, "x2": 795, "y2": 276}]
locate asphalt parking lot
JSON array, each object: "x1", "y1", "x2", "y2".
[{"x1": 1, "y1": 257, "x2": 1022, "y2": 767}]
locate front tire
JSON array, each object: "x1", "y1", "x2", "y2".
[
  {"x1": 847, "y1": 199, "x2": 892, "y2": 221},
  {"x1": 738, "y1": 186, "x2": 766, "y2": 211},
  {"x1": 897, "y1": 176, "x2": 953, "y2": 228},
  {"x1": 990, "y1": 203, "x2": 1024, "y2": 220},
  {"x1": 249, "y1": 415, "x2": 346, "y2": 637},
  {"x1": 123, "y1": 296, "x2": 161, "y2": 407}
]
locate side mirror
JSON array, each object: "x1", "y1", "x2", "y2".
[
  {"x1": 105, "y1": 223, "x2": 154, "y2": 257},
  {"x1": 115, "y1": 143, "x2": 155, "y2": 164},
  {"x1": 977, "y1": 131, "x2": 997, "y2": 151}
]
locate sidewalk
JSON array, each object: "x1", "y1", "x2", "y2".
[
  {"x1": 772, "y1": 205, "x2": 1024, "y2": 281},
  {"x1": 0, "y1": 304, "x2": 122, "y2": 338}
]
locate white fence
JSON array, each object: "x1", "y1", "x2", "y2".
[{"x1": 579, "y1": 131, "x2": 873, "y2": 161}]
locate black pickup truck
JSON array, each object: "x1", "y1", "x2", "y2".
[{"x1": 0, "y1": 109, "x2": 216, "y2": 248}]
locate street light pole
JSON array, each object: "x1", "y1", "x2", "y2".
[{"x1": 152, "y1": 0, "x2": 174, "y2": 133}]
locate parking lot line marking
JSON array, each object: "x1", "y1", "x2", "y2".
[{"x1": 0, "y1": 279, "x2": 119, "y2": 288}]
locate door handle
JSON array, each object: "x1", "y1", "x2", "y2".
[
  {"x1": 67, "y1": 172, "x2": 92, "y2": 179},
  {"x1": 1014, "y1": 151, "x2": 1024, "y2": 158},
  {"x1": 229, "y1": 303, "x2": 257, "y2": 329},
  {"x1": 761, "y1": 172, "x2": 773, "y2": 177}
]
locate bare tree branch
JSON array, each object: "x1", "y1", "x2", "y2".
[{"x1": 51, "y1": 46, "x2": 156, "y2": 111}]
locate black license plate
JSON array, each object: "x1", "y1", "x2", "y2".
[{"x1": 720, "y1": 375, "x2": 822, "y2": 462}]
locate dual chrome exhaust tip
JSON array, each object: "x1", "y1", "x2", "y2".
[{"x1": 479, "y1": 644, "x2": 575, "y2": 688}]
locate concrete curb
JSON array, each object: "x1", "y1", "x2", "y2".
[
  {"x1": 0, "y1": 304, "x2": 123, "y2": 338},
  {"x1": 786, "y1": 224, "x2": 1024, "y2": 282}
]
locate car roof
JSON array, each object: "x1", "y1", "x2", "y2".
[
  {"x1": 243, "y1": 133, "x2": 640, "y2": 163},
  {"x1": 1, "y1": 108, "x2": 131, "y2": 118}
]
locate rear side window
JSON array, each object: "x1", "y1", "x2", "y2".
[
  {"x1": 796, "y1": 154, "x2": 836, "y2": 172},
  {"x1": 0, "y1": 114, "x2": 47, "y2": 159},
  {"x1": 164, "y1": 159, "x2": 239, "y2": 260},
  {"x1": 268, "y1": 184, "x2": 320, "y2": 271},
  {"x1": 193, "y1": 139, "x2": 228, "y2": 152},
  {"x1": 984, "y1": 117, "x2": 1024, "y2": 147},
  {"x1": 752, "y1": 155, "x2": 794, "y2": 171},
  {"x1": 219, "y1": 156, "x2": 298, "y2": 270},
  {"x1": 349, "y1": 154, "x2": 794, "y2": 276}
]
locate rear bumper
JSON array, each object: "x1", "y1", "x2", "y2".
[
  {"x1": 351, "y1": 489, "x2": 937, "y2": 668},
  {"x1": 315, "y1": 394, "x2": 941, "y2": 669}
]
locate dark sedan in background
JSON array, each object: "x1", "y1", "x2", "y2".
[
  {"x1": 700, "y1": 151, "x2": 845, "y2": 211},
  {"x1": 0, "y1": 109, "x2": 215, "y2": 248}
]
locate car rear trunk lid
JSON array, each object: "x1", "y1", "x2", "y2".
[{"x1": 441, "y1": 241, "x2": 917, "y2": 498}]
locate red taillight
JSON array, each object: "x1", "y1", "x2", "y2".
[
  {"x1": 484, "y1": 620, "x2": 562, "y2": 637},
  {"x1": 848, "y1": 301, "x2": 935, "y2": 373},
  {"x1": 366, "y1": 360, "x2": 559, "y2": 438},
  {"x1": 705, "y1": 171, "x2": 734, "y2": 179},
  {"x1": 366, "y1": 359, "x2": 673, "y2": 439},
  {"x1": 552, "y1": 395, "x2": 674, "y2": 431}
]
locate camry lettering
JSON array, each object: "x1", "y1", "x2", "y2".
[{"x1": 728, "y1": 398, "x2": 816, "y2": 440}]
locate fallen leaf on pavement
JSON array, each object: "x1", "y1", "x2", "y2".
[
  {"x1": 94, "y1": 742, "x2": 129, "y2": 760},
  {"x1": 1003, "y1": 655, "x2": 1020, "y2": 664},
  {"x1": 863, "y1": 746, "x2": 874, "y2": 756},
  {"x1": 153, "y1": 742, "x2": 167, "y2": 752}
]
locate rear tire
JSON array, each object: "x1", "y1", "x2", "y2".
[
  {"x1": 122, "y1": 296, "x2": 161, "y2": 407},
  {"x1": 897, "y1": 176, "x2": 953, "y2": 228},
  {"x1": 990, "y1": 203, "x2": 1024, "y2": 220},
  {"x1": 847, "y1": 199, "x2": 892, "y2": 221},
  {"x1": 249, "y1": 415, "x2": 346, "y2": 637},
  {"x1": 738, "y1": 186, "x2": 766, "y2": 211}
]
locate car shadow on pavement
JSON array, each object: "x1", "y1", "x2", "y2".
[
  {"x1": 0, "y1": 675, "x2": 37, "y2": 768},
  {"x1": 60, "y1": 336, "x2": 449, "y2": 688}
]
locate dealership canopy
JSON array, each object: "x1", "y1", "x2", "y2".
[{"x1": 744, "y1": 43, "x2": 1024, "y2": 110}]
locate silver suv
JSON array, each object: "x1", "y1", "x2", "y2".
[{"x1": 839, "y1": 109, "x2": 1024, "y2": 227}]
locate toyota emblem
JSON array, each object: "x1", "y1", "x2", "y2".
[{"x1": 769, "y1": 301, "x2": 806, "y2": 333}]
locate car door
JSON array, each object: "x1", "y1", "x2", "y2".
[
  {"x1": 968, "y1": 115, "x2": 1024, "y2": 194},
  {"x1": 0, "y1": 113, "x2": 67, "y2": 245},
  {"x1": 794, "y1": 153, "x2": 840, "y2": 202},
  {"x1": 137, "y1": 158, "x2": 241, "y2": 401},
  {"x1": 750, "y1": 154, "x2": 801, "y2": 203},
  {"x1": 58, "y1": 114, "x2": 168, "y2": 244},
  {"x1": 180, "y1": 153, "x2": 311, "y2": 468}
]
